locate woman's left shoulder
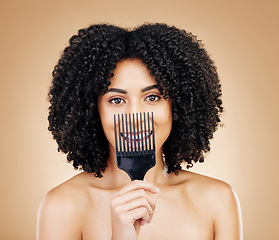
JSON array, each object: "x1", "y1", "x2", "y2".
[
  {"x1": 171, "y1": 170, "x2": 243, "y2": 238},
  {"x1": 175, "y1": 170, "x2": 240, "y2": 208}
]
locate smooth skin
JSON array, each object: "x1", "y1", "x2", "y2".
[{"x1": 37, "y1": 59, "x2": 242, "y2": 240}]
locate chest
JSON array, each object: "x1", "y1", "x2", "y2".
[
  {"x1": 141, "y1": 195, "x2": 213, "y2": 240},
  {"x1": 81, "y1": 192, "x2": 214, "y2": 240}
]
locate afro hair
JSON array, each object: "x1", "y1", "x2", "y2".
[{"x1": 48, "y1": 23, "x2": 223, "y2": 177}]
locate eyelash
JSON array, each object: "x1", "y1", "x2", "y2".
[
  {"x1": 109, "y1": 97, "x2": 125, "y2": 105},
  {"x1": 108, "y1": 94, "x2": 161, "y2": 105},
  {"x1": 145, "y1": 94, "x2": 161, "y2": 102}
]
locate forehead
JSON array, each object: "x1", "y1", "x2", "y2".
[{"x1": 109, "y1": 59, "x2": 157, "y2": 88}]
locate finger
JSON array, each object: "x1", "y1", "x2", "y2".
[
  {"x1": 121, "y1": 196, "x2": 154, "y2": 219},
  {"x1": 112, "y1": 188, "x2": 145, "y2": 203},
  {"x1": 111, "y1": 192, "x2": 156, "y2": 219},
  {"x1": 112, "y1": 188, "x2": 156, "y2": 207},
  {"x1": 127, "y1": 207, "x2": 150, "y2": 224},
  {"x1": 139, "y1": 218, "x2": 149, "y2": 226},
  {"x1": 113, "y1": 180, "x2": 160, "y2": 197}
]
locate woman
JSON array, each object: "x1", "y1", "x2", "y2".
[{"x1": 37, "y1": 23, "x2": 242, "y2": 240}]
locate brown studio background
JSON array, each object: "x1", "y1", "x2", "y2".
[{"x1": 0, "y1": 0, "x2": 278, "y2": 239}]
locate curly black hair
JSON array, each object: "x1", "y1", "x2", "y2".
[{"x1": 48, "y1": 23, "x2": 223, "y2": 177}]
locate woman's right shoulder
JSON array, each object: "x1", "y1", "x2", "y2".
[
  {"x1": 39, "y1": 172, "x2": 91, "y2": 210},
  {"x1": 36, "y1": 172, "x2": 93, "y2": 239}
]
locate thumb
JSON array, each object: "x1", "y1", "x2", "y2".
[{"x1": 134, "y1": 220, "x2": 141, "y2": 236}]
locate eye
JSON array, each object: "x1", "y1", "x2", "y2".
[
  {"x1": 109, "y1": 97, "x2": 125, "y2": 105},
  {"x1": 145, "y1": 94, "x2": 161, "y2": 102}
]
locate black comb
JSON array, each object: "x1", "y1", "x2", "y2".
[{"x1": 114, "y1": 112, "x2": 156, "y2": 181}]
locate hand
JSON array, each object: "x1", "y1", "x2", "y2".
[{"x1": 110, "y1": 180, "x2": 160, "y2": 240}]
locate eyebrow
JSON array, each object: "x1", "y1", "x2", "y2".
[
  {"x1": 105, "y1": 88, "x2": 127, "y2": 94},
  {"x1": 104, "y1": 84, "x2": 159, "y2": 94},
  {"x1": 141, "y1": 84, "x2": 159, "y2": 93}
]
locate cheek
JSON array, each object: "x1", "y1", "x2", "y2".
[
  {"x1": 157, "y1": 101, "x2": 172, "y2": 124},
  {"x1": 100, "y1": 113, "x2": 113, "y2": 133},
  {"x1": 98, "y1": 104, "x2": 114, "y2": 143},
  {"x1": 162, "y1": 113, "x2": 173, "y2": 136},
  {"x1": 100, "y1": 117, "x2": 116, "y2": 149},
  {"x1": 155, "y1": 103, "x2": 172, "y2": 140}
]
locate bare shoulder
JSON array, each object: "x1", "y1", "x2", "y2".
[
  {"x1": 173, "y1": 170, "x2": 242, "y2": 239},
  {"x1": 170, "y1": 170, "x2": 241, "y2": 217},
  {"x1": 37, "y1": 172, "x2": 92, "y2": 240},
  {"x1": 39, "y1": 172, "x2": 91, "y2": 210},
  {"x1": 175, "y1": 170, "x2": 236, "y2": 199}
]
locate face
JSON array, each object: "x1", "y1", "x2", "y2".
[{"x1": 97, "y1": 59, "x2": 172, "y2": 155}]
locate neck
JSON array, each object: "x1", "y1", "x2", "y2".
[{"x1": 144, "y1": 150, "x2": 169, "y2": 184}]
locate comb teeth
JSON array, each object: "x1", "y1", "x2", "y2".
[{"x1": 114, "y1": 112, "x2": 155, "y2": 156}]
